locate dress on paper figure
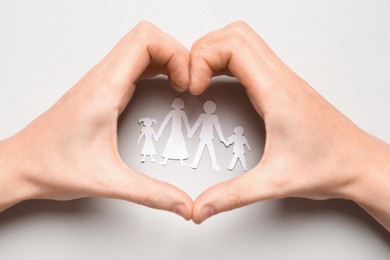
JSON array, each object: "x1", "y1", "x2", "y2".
[
  {"x1": 226, "y1": 126, "x2": 251, "y2": 171},
  {"x1": 157, "y1": 97, "x2": 191, "y2": 166},
  {"x1": 137, "y1": 118, "x2": 158, "y2": 163}
]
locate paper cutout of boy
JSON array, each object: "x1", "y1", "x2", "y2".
[
  {"x1": 226, "y1": 126, "x2": 251, "y2": 171},
  {"x1": 189, "y1": 100, "x2": 226, "y2": 170}
]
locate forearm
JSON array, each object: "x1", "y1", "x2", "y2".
[
  {"x1": 345, "y1": 134, "x2": 390, "y2": 231},
  {"x1": 0, "y1": 137, "x2": 34, "y2": 212}
]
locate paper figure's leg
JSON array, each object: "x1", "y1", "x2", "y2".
[
  {"x1": 160, "y1": 157, "x2": 168, "y2": 166},
  {"x1": 239, "y1": 155, "x2": 248, "y2": 170},
  {"x1": 141, "y1": 155, "x2": 146, "y2": 163},
  {"x1": 190, "y1": 141, "x2": 206, "y2": 169},
  {"x1": 180, "y1": 158, "x2": 187, "y2": 166},
  {"x1": 207, "y1": 142, "x2": 221, "y2": 171},
  {"x1": 228, "y1": 154, "x2": 238, "y2": 171},
  {"x1": 151, "y1": 154, "x2": 156, "y2": 163}
]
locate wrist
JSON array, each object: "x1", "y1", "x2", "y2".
[
  {"x1": 0, "y1": 136, "x2": 35, "y2": 212},
  {"x1": 342, "y1": 133, "x2": 390, "y2": 230}
]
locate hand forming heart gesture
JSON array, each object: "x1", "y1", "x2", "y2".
[{"x1": 0, "y1": 21, "x2": 389, "y2": 231}]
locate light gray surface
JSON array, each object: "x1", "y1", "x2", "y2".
[{"x1": 0, "y1": 0, "x2": 389, "y2": 259}]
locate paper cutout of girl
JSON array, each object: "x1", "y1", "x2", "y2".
[
  {"x1": 157, "y1": 97, "x2": 191, "y2": 166},
  {"x1": 137, "y1": 118, "x2": 158, "y2": 163}
]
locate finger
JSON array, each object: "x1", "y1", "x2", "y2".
[
  {"x1": 192, "y1": 21, "x2": 280, "y2": 72},
  {"x1": 90, "y1": 164, "x2": 193, "y2": 220},
  {"x1": 189, "y1": 21, "x2": 285, "y2": 98},
  {"x1": 190, "y1": 41, "x2": 271, "y2": 96},
  {"x1": 191, "y1": 21, "x2": 259, "y2": 54},
  {"x1": 139, "y1": 62, "x2": 187, "y2": 92},
  {"x1": 108, "y1": 21, "x2": 190, "y2": 92},
  {"x1": 80, "y1": 21, "x2": 189, "y2": 97},
  {"x1": 193, "y1": 163, "x2": 286, "y2": 224}
]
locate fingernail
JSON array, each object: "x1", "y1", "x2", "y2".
[
  {"x1": 173, "y1": 204, "x2": 187, "y2": 220},
  {"x1": 171, "y1": 82, "x2": 186, "y2": 92},
  {"x1": 199, "y1": 206, "x2": 214, "y2": 223}
]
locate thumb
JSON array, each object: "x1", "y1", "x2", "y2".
[
  {"x1": 91, "y1": 164, "x2": 193, "y2": 220},
  {"x1": 193, "y1": 164, "x2": 282, "y2": 224}
]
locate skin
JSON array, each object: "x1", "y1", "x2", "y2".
[
  {"x1": 0, "y1": 21, "x2": 193, "y2": 220},
  {"x1": 1, "y1": 21, "x2": 389, "y2": 231},
  {"x1": 189, "y1": 21, "x2": 390, "y2": 231}
]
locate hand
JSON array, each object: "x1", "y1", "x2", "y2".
[
  {"x1": 189, "y1": 21, "x2": 390, "y2": 230},
  {"x1": 0, "y1": 21, "x2": 193, "y2": 220}
]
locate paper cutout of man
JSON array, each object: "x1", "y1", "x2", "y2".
[{"x1": 189, "y1": 100, "x2": 226, "y2": 170}]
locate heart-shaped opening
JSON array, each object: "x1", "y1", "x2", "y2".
[{"x1": 118, "y1": 77, "x2": 266, "y2": 198}]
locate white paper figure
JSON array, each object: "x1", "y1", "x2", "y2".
[
  {"x1": 157, "y1": 97, "x2": 191, "y2": 166},
  {"x1": 137, "y1": 118, "x2": 158, "y2": 163},
  {"x1": 225, "y1": 126, "x2": 251, "y2": 171},
  {"x1": 189, "y1": 100, "x2": 226, "y2": 170}
]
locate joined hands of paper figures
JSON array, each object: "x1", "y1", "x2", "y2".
[{"x1": 137, "y1": 98, "x2": 251, "y2": 172}]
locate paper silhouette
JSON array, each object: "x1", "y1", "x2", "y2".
[
  {"x1": 189, "y1": 100, "x2": 226, "y2": 170},
  {"x1": 157, "y1": 97, "x2": 191, "y2": 166},
  {"x1": 137, "y1": 118, "x2": 158, "y2": 163},
  {"x1": 136, "y1": 98, "x2": 252, "y2": 172},
  {"x1": 226, "y1": 126, "x2": 251, "y2": 171}
]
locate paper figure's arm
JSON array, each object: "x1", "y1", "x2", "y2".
[
  {"x1": 157, "y1": 110, "x2": 174, "y2": 137},
  {"x1": 213, "y1": 116, "x2": 226, "y2": 143},
  {"x1": 245, "y1": 137, "x2": 251, "y2": 151},
  {"x1": 137, "y1": 130, "x2": 145, "y2": 144},
  {"x1": 189, "y1": 114, "x2": 203, "y2": 137},
  {"x1": 226, "y1": 135, "x2": 234, "y2": 146},
  {"x1": 182, "y1": 112, "x2": 191, "y2": 137},
  {"x1": 152, "y1": 129, "x2": 158, "y2": 141}
]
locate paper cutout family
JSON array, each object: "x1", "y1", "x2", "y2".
[{"x1": 137, "y1": 98, "x2": 251, "y2": 171}]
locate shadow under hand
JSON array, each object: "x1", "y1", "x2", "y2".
[
  {"x1": 277, "y1": 198, "x2": 390, "y2": 240},
  {"x1": 0, "y1": 199, "x2": 103, "y2": 229}
]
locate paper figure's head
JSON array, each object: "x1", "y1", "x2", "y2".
[
  {"x1": 172, "y1": 97, "x2": 185, "y2": 110},
  {"x1": 234, "y1": 126, "x2": 244, "y2": 135},
  {"x1": 203, "y1": 100, "x2": 216, "y2": 114},
  {"x1": 139, "y1": 118, "x2": 156, "y2": 127}
]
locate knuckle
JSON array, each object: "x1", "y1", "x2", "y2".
[
  {"x1": 226, "y1": 21, "x2": 252, "y2": 48},
  {"x1": 191, "y1": 39, "x2": 208, "y2": 52},
  {"x1": 224, "y1": 181, "x2": 243, "y2": 210},
  {"x1": 230, "y1": 20, "x2": 251, "y2": 33},
  {"x1": 190, "y1": 49, "x2": 204, "y2": 62},
  {"x1": 132, "y1": 21, "x2": 158, "y2": 41},
  {"x1": 136, "y1": 20, "x2": 156, "y2": 30},
  {"x1": 228, "y1": 193, "x2": 243, "y2": 210},
  {"x1": 227, "y1": 34, "x2": 246, "y2": 50},
  {"x1": 142, "y1": 192, "x2": 161, "y2": 208},
  {"x1": 102, "y1": 74, "x2": 122, "y2": 89}
]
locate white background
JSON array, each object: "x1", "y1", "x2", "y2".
[{"x1": 0, "y1": 0, "x2": 389, "y2": 259}]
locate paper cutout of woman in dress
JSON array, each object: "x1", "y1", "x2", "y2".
[
  {"x1": 157, "y1": 97, "x2": 191, "y2": 166},
  {"x1": 137, "y1": 118, "x2": 158, "y2": 163},
  {"x1": 225, "y1": 126, "x2": 251, "y2": 171}
]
